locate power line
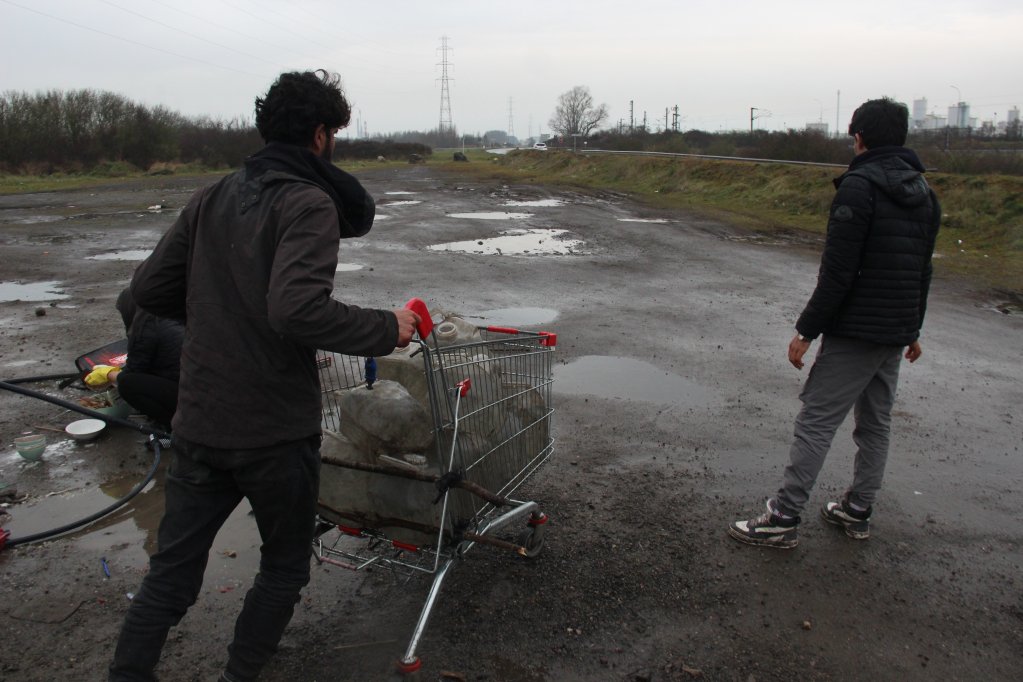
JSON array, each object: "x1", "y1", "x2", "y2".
[
  {"x1": 1, "y1": 0, "x2": 266, "y2": 79},
  {"x1": 99, "y1": 0, "x2": 281, "y2": 68},
  {"x1": 148, "y1": 0, "x2": 307, "y2": 59},
  {"x1": 216, "y1": 0, "x2": 333, "y2": 53}
]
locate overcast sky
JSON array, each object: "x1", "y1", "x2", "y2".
[{"x1": 2, "y1": 0, "x2": 1021, "y2": 139}]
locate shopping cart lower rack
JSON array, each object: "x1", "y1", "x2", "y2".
[{"x1": 314, "y1": 304, "x2": 556, "y2": 673}]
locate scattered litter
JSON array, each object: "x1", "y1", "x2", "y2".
[
  {"x1": 440, "y1": 672, "x2": 467, "y2": 681},
  {"x1": 801, "y1": 620, "x2": 812, "y2": 631},
  {"x1": 218, "y1": 585, "x2": 234, "y2": 593},
  {"x1": 101, "y1": 557, "x2": 111, "y2": 578},
  {"x1": 222, "y1": 550, "x2": 237, "y2": 558},
  {"x1": 126, "y1": 592, "x2": 135, "y2": 600},
  {"x1": 914, "y1": 490, "x2": 922, "y2": 495}
]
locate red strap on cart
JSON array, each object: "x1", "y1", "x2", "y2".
[
  {"x1": 391, "y1": 539, "x2": 420, "y2": 553},
  {"x1": 338, "y1": 525, "x2": 363, "y2": 537}
]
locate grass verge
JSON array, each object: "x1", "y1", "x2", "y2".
[{"x1": 432, "y1": 149, "x2": 1023, "y2": 295}]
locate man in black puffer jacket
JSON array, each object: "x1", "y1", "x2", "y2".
[{"x1": 729, "y1": 97, "x2": 941, "y2": 549}]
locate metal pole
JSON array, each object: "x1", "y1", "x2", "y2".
[{"x1": 836, "y1": 90, "x2": 840, "y2": 138}]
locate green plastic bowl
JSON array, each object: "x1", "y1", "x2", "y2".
[{"x1": 14, "y1": 435, "x2": 46, "y2": 461}]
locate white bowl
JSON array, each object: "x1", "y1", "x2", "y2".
[{"x1": 65, "y1": 418, "x2": 106, "y2": 441}]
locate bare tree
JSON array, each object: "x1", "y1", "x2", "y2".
[{"x1": 549, "y1": 86, "x2": 608, "y2": 137}]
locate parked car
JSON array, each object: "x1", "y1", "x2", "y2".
[{"x1": 533, "y1": 142, "x2": 547, "y2": 151}]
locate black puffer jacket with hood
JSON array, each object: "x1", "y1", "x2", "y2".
[{"x1": 796, "y1": 146, "x2": 941, "y2": 346}]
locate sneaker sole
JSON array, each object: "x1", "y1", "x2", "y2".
[
  {"x1": 726, "y1": 525, "x2": 798, "y2": 549},
  {"x1": 820, "y1": 508, "x2": 870, "y2": 540}
]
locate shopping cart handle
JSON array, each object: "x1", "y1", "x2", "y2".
[
  {"x1": 456, "y1": 379, "x2": 471, "y2": 396},
  {"x1": 404, "y1": 297, "x2": 433, "y2": 338},
  {"x1": 486, "y1": 326, "x2": 558, "y2": 347}
]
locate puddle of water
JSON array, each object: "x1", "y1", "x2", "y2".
[
  {"x1": 381, "y1": 200, "x2": 421, "y2": 206},
  {"x1": 5, "y1": 463, "x2": 261, "y2": 581},
  {"x1": 465, "y1": 307, "x2": 559, "y2": 327},
  {"x1": 503, "y1": 199, "x2": 563, "y2": 207},
  {"x1": 617, "y1": 218, "x2": 669, "y2": 224},
  {"x1": 555, "y1": 355, "x2": 717, "y2": 406},
  {"x1": 384, "y1": 191, "x2": 418, "y2": 195},
  {"x1": 0, "y1": 280, "x2": 69, "y2": 302},
  {"x1": 87, "y1": 250, "x2": 153, "y2": 261},
  {"x1": 447, "y1": 212, "x2": 532, "y2": 220},
  {"x1": 336, "y1": 263, "x2": 363, "y2": 272},
  {"x1": 1, "y1": 470, "x2": 149, "y2": 539},
  {"x1": 428, "y1": 228, "x2": 583, "y2": 256}
]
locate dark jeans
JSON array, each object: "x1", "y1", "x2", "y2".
[
  {"x1": 109, "y1": 434, "x2": 322, "y2": 681},
  {"x1": 117, "y1": 372, "x2": 178, "y2": 429}
]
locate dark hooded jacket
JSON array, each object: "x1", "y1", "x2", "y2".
[
  {"x1": 130, "y1": 143, "x2": 398, "y2": 448},
  {"x1": 796, "y1": 146, "x2": 941, "y2": 346},
  {"x1": 115, "y1": 287, "x2": 183, "y2": 382}
]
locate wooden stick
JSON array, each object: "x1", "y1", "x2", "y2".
[
  {"x1": 320, "y1": 455, "x2": 510, "y2": 507},
  {"x1": 31, "y1": 425, "x2": 66, "y2": 434}
]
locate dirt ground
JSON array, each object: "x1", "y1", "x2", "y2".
[{"x1": 0, "y1": 162, "x2": 1020, "y2": 682}]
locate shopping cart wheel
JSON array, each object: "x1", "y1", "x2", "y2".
[
  {"x1": 516, "y1": 523, "x2": 546, "y2": 558},
  {"x1": 396, "y1": 657, "x2": 422, "y2": 675}
]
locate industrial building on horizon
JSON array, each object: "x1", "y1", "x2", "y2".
[
  {"x1": 909, "y1": 97, "x2": 1019, "y2": 133},
  {"x1": 806, "y1": 97, "x2": 1019, "y2": 136}
]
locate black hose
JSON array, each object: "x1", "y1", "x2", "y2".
[
  {"x1": 4, "y1": 436, "x2": 163, "y2": 548},
  {"x1": 1, "y1": 377, "x2": 169, "y2": 549},
  {"x1": 0, "y1": 380, "x2": 170, "y2": 439},
  {"x1": 5, "y1": 372, "x2": 80, "y2": 385}
]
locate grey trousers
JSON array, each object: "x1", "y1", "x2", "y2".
[{"x1": 773, "y1": 335, "x2": 904, "y2": 517}]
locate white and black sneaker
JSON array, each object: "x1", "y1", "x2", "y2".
[
  {"x1": 728, "y1": 501, "x2": 800, "y2": 549},
  {"x1": 821, "y1": 495, "x2": 871, "y2": 540}
]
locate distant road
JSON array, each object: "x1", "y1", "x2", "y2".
[
  {"x1": 579, "y1": 148, "x2": 848, "y2": 168},
  {"x1": 487, "y1": 145, "x2": 848, "y2": 168}
]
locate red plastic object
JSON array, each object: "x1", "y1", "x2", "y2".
[
  {"x1": 486, "y1": 325, "x2": 520, "y2": 335},
  {"x1": 528, "y1": 513, "x2": 549, "y2": 527},
  {"x1": 540, "y1": 332, "x2": 557, "y2": 347},
  {"x1": 74, "y1": 339, "x2": 129, "y2": 372},
  {"x1": 338, "y1": 525, "x2": 364, "y2": 537},
  {"x1": 396, "y1": 657, "x2": 422, "y2": 674},
  {"x1": 404, "y1": 297, "x2": 433, "y2": 338},
  {"x1": 391, "y1": 539, "x2": 420, "y2": 552},
  {"x1": 0, "y1": 528, "x2": 9, "y2": 551},
  {"x1": 456, "y1": 379, "x2": 472, "y2": 397}
]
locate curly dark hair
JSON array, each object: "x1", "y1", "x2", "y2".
[
  {"x1": 254, "y1": 70, "x2": 352, "y2": 145},
  {"x1": 848, "y1": 97, "x2": 909, "y2": 149}
]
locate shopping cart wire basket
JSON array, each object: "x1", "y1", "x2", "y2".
[{"x1": 314, "y1": 298, "x2": 556, "y2": 673}]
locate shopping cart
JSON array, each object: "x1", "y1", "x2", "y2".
[{"x1": 313, "y1": 299, "x2": 556, "y2": 673}]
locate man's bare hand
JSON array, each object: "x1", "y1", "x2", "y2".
[
  {"x1": 393, "y1": 308, "x2": 421, "y2": 348},
  {"x1": 905, "y1": 340, "x2": 922, "y2": 363},
  {"x1": 788, "y1": 334, "x2": 812, "y2": 370}
]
